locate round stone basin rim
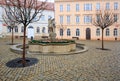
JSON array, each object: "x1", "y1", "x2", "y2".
[{"x1": 10, "y1": 43, "x2": 88, "y2": 55}]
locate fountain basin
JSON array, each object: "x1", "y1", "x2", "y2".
[
  {"x1": 28, "y1": 39, "x2": 76, "y2": 53},
  {"x1": 29, "y1": 43, "x2": 76, "y2": 53}
]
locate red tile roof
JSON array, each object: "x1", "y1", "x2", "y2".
[{"x1": 0, "y1": 0, "x2": 54, "y2": 11}]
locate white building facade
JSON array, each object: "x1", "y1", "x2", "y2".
[{"x1": 0, "y1": 2, "x2": 54, "y2": 39}]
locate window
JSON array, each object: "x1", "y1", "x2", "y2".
[
  {"x1": 7, "y1": 12, "x2": 12, "y2": 19},
  {"x1": 33, "y1": 16, "x2": 38, "y2": 21},
  {"x1": 42, "y1": 27, "x2": 45, "y2": 33},
  {"x1": 106, "y1": 15, "x2": 109, "y2": 21},
  {"x1": 76, "y1": 16, "x2": 80, "y2": 23},
  {"x1": 7, "y1": 26, "x2": 11, "y2": 33},
  {"x1": 15, "y1": 26, "x2": 18, "y2": 33},
  {"x1": 67, "y1": 4, "x2": 70, "y2": 12},
  {"x1": 40, "y1": 15, "x2": 45, "y2": 21},
  {"x1": 67, "y1": 29, "x2": 71, "y2": 36},
  {"x1": 114, "y1": 2, "x2": 118, "y2": 10},
  {"x1": 60, "y1": 16, "x2": 63, "y2": 24},
  {"x1": 84, "y1": 15, "x2": 92, "y2": 23},
  {"x1": 60, "y1": 5, "x2": 63, "y2": 12},
  {"x1": 21, "y1": 26, "x2": 24, "y2": 32},
  {"x1": 36, "y1": 27, "x2": 40, "y2": 33},
  {"x1": 67, "y1": 16, "x2": 70, "y2": 24},
  {"x1": 114, "y1": 14, "x2": 118, "y2": 22},
  {"x1": 106, "y1": 3, "x2": 110, "y2": 10},
  {"x1": 76, "y1": 28, "x2": 80, "y2": 36},
  {"x1": 106, "y1": 28, "x2": 110, "y2": 36},
  {"x1": 113, "y1": 28, "x2": 118, "y2": 36},
  {"x1": 84, "y1": 4, "x2": 92, "y2": 11},
  {"x1": 96, "y1": 3, "x2": 100, "y2": 10},
  {"x1": 96, "y1": 28, "x2": 100, "y2": 36},
  {"x1": 60, "y1": 28, "x2": 63, "y2": 36},
  {"x1": 76, "y1": 4, "x2": 80, "y2": 12},
  {"x1": 96, "y1": 15, "x2": 100, "y2": 22}
]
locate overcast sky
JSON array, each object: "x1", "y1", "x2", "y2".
[{"x1": 39, "y1": 0, "x2": 54, "y2": 2}]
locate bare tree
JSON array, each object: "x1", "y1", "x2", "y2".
[
  {"x1": 2, "y1": 14, "x2": 18, "y2": 45},
  {"x1": 3, "y1": 0, "x2": 47, "y2": 66},
  {"x1": 92, "y1": 10, "x2": 115, "y2": 50}
]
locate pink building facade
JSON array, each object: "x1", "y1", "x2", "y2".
[{"x1": 55, "y1": 0, "x2": 120, "y2": 40}]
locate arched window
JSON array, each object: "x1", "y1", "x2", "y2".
[
  {"x1": 21, "y1": 26, "x2": 24, "y2": 32},
  {"x1": 67, "y1": 28, "x2": 71, "y2": 36},
  {"x1": 36, "y1": 27, "x2": 40, "y2": 33},
  {"x1": 15, "y1": 26, "x2": 18, "y2": 33},
  {"x1": 113, "y1": 28, "x2": 118, "y2": 36},
  {"x1": 7, "y1": 26, "x2": 11, "y2": 32},
  {"x1": 106, "y1": 28, "x2": 110, "y2": 36},
  {"x1": 96, "y1": 28, "x2": 100, "y2": 36},
  {"x1": 76, "y1": 28, "x2": 80, "y2": 36},
  {"x1": 42, "y1": 27, "x2": 45, "y2": 33},
  {"x1": 60, "y1": 28, "x2": 63, "y2": 36}
]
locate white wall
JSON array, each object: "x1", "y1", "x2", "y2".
[{"x1": 0, "y1": 6, "x2": 3, "y2": 35}]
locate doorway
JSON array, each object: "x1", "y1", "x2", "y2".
[
  {"x1": 86, "y1": 28, "x2": 91, "y2": 40},
  {"x1": 27, "y1": 26, "x2": 34, "y2": 38}
]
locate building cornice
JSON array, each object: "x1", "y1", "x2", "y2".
[{"x1": 55, "y1": 0, "x2": 120, "y2": 2}]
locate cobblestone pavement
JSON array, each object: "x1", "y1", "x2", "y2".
[{"x1": 0, "y1": 38, "x2": 120, "y2": 81}]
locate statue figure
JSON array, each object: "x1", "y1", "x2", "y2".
[{"x1": 48, "y1": 18, "x2": 56, "y2": 42}]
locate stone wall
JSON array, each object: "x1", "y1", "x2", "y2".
[{"x1": 29, "y1": 43, "x2": 76, "y2": 53}]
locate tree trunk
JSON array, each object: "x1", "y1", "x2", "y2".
[
  {"x1": 11, "y1": 28, "x2": 14, "y2": 45},
  {"x1": 102, "y1": 29, "x2": 104, "y2": 50},
  {"x1": 22, "y1": 25, "x2": 26, "y2": 67}
]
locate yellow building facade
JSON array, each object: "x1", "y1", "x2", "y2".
[{"x1": 55, "y1": 0, "x2": 120, "y2": 40}]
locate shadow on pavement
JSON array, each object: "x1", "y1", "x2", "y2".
[
  {"x1": 6, "y1": 57, "x2": 39, "y2": 68},
  {"x1": 96, "y1": 48, "x2": 111, "y2": 51}
]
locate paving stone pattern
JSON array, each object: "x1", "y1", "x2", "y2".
[{"x1": 0, "y1": 38, "x2": 120, "y2": 81}]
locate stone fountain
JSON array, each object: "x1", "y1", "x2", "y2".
[
  {"x1": 10, "y1": 18, "x2": 88, "y2": 55},
  {"x1": 28, "y1": 18, "x2": 77, "y2": 54}
]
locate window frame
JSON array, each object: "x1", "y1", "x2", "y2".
[
  {"x1": 76, "y1": 28, "x2": 80, "y2": 36},
  {"x1": 113, "y1": 28, "x2": 118, "y2": 36},
  {"x1": 114, "y1": 14, "x2": 118, "y2": 22},
  {"x1": 67, "y1": 15, "x2": 70, "y2": 24},
  {"x1": 42, "y1": 27, "x2": 45, "y2": 33},
  {"x1": 96, "y1": 3, "x2": 100, "y2": 10},
  {"x1": 114, "y1": 2, "x2": 118, "y2": 10},
  {"x1": 67, "y1": 29, "x2": 71, "y2": 36},
  {"x1": 106, "y1": 28, "x2": 110, "y2": 36},
  {"x1": 15, "y1": 26, "x2": 18, "y2": 33},
  {"x1": 96, "y1": 28, "x2": 100, "y2": 36},
  {"x1": 7, "y1": 26, "x2": 11, "y2": 33},
  {"x1": 60, "y1": 5, "x2": 63, "y2": 12},
  {"x1": 84, "y1": 4, "x2": 92, "y2": 11},
  {"x1": 60, "y1": 15, "x2": 63, "y2": 24},
  {"x1": 106, "y1": 3, "x2": 110, "y2": 10},
  {"x1": 36, "y1": 27, "x2": 40, "y2": 33},
  {"x1": 76, "y1": 4, "x2": 80, "y2": 12},
  {"x1": 60, "y1": 28, "x2": 63, "y2": 36},
  {"x1": 67, "y1": 4, "x2": 70, "y2": 12},
  {"x1": 21, "y1": 26, "x2": 24, "y2": 32},
  {"x1": 76, "y1": 15, "x2": 80, "y2": 24},
  {"x1": 84, "y1": 15, "x2": 92, "y2": 23}
]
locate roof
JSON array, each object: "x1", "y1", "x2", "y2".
[
  {"x1": 0, "y1": 0, "x2": 54, "y2": 11},
  {"x1": 55, "y1": 0, "x2": 120, "y2": 2}
]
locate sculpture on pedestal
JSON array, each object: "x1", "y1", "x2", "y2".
[{"x1": 48, "y1": 18, "x2": 56, "y2": 42}]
